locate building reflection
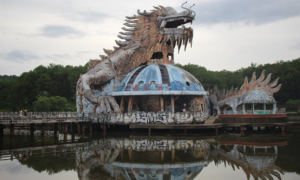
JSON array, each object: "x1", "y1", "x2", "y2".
[
  {"x1": 210, "y1": 141, "x2": 286, "y2": 180},
  {"x1": 0, "y1": 135, "x2": 288, "y2": 180},
  {"x1": 76, "y1": 139, "x2": 211, "y2": 180}
]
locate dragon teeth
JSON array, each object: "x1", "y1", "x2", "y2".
[{"x1": 160, "y1": 20, "x2": 167, "y2": 28}]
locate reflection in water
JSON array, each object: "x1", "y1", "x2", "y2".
[
  {"x1": 76, "y1": 139, "x2": 211, "y2": 180},
  {"x1": 211, "y1": 144, "x2": 283, "y2": 180},
  {"x1": 0, "y1": 134, "x2": 294, "y2": 180}
]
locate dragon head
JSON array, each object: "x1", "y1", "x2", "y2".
[{"x1": 114, "y1": 2, "x2": 195, "y2": 69}]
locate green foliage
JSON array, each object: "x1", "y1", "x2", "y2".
[
  {"x1": 33, "y1": 96, "x2": 68, "y2": 112},
  {"x1": 177, "y1": 57, "x2": 300, "y2": 106},
  {"x1": 19, "y1": 154, "x2": 76, "y2": 175},
  {"x1": 33, "y1": 96, "x2": 51, "y2": 111},
  {"x1": 0, "y1": 64, "x2": 87, "y2": 111},
  {"x1": 0, "y1": 58, "x2": 299, "y2": 111},
  {"x1": 285, "y1": 99, "x2": 300, "y2": 112}
]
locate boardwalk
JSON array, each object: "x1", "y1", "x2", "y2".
[{"x1": 0, "y1": 112, "x2": 298, "y2": 137}]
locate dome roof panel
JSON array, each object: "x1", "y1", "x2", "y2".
[
  {"x1": 112, "y1": 63, "x2": 208, "y2": 96},
  {"x1": 242, "y1": 89, "x2": 275, "y2": 103},
  {"x1": 133, "y1": 64, "x2": 162, "y2": 85}
]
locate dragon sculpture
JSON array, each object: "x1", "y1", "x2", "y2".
[
  {"x1": 77, "y1": 3, "x2": 195, "y2": 113},
  {"x1": 208, "y1": 70, "x2": 282, "y2": 115}
]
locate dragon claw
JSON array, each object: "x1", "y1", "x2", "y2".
[{"x1": 93, "y1": 96, "x2": 120, "y2": 113}]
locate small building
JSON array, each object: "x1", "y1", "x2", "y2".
[{"x1": 240, "y1": 88, "x2": 277, "y2": 114}]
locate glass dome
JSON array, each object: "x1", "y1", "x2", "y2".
[{"x1": 111, "y1": 63, "x2": 208, "y2": 96}]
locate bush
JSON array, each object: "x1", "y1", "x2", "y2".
[
  {"x1": 285, "y1": 99, "x2": 300, "y2": 112},
  {"x1": 33, "y1": 96, "x2": 67, "y2": 111}
]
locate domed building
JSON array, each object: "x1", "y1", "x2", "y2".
[{"x1": 110, "y1": 63, "x2": 209, "y2": 114}]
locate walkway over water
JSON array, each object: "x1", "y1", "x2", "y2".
[{"x1": 0, "y1": 112, "x2": 298, "y2": 137}]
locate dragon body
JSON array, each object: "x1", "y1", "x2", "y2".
[
  {"x1": 77, "y1": 3, "x2": 195, "y2": 113},
  {"x1": 209, "y1": 70, "x2": 282, "y2": 115}
]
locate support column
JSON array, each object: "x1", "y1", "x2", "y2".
[
  {"x1": 10, "y1": 124, "x2": 14, "y2": 137},
  {"x1": 171, "y1": 150, "x2": 175, "y2": 161},
  {"x1": 128, "y1": 149, "x2": 133, "y2": 162},
  {"x1": 120, "y1": 96, "x2": 124, "y2": 113},
  {"x1": 71, "y1": 131, "x2": 75, "y2": 142},
  {"x1": 252, "y1": 103, "x2": 255, "y2": 114},
  {"x1": 171, "y1": 95, "x2": 175, "y2": 113},
  {"x1": 242, "y1": 103, "x2": 246, "y2": 114},
  {"x1": 160, "y1": 96, "x2": 164, "y2": 112},
  {"x1": 64, "y1": 133, "x2": 68, "y2": 142},
  {"x1": 54, "y1": 124, "x2": 58, "y2": 142},
  {"x1": 41, "y1": 124, "x2": 45, "y2": 137},
  {"x1": 54, "y1": 124, "x2": 58, "y2": 135},
  {"x1": 103, "y1": 124, "x2": 106, "y2": 136},
  {"x1": 30, "y1": 124, "x2": 34, "y2": 136},
  {"x1": 240, "y1": 126, "x2": 245, "y2": 136},
  {"x1": 281, "y1": 126, "x2": 286, "y2": 136},
  {"x1": 64, "y1": 123, "x2": 68, "y2": 134},
  {"x1": 128, "y1": 96, "x2": 133, "y2": 113},
  {"x1": 0, "y1": 125, "x2": 3, "y2": 137},
  {"x1": 215, "y1": 128, "x2": 218, "y2": 136},
  {"x1": 148, "y1": 128, "x2": 151, "y2": 136},
  {"x1": 41, "y1": 125, "x2": 45, "y2": 145},
  {"x1": 30, "y1": 125, "x2": 34, "y2": 145},
  {"x1": 77, "y1": 124, "x2": 81, "y2": 135},
  {"x1": 273, "y1": 103, "x2": 277, "y2": 114},
  {"x1": 81, "y1": 124, "x2": 85, "y2": 134},
  {"x1": 120, "y1": 149, "x2": 124, "y2": 161},
  {"x1": 263, "y1": 103, "x2": 266, "y2": 110},
  {"x1": 89, "y1": 123, "x2": 93, "y2": 133},
  {"x1": 160, "y1": 151, "x2": 164, "y2": 162}
]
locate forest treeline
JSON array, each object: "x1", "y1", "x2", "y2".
[
  {"x1": 0, "y1": 58, "x2": 299, "y2": 112},
  {"x1": 0, "y1": 63, "x2": 88, "y2": 111}
]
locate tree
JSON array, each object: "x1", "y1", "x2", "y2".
[{"x1": 33, "y1": 96, "x2": 51, "y2": 111}]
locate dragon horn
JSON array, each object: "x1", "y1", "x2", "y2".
[
  {"x1": 268, "y1": 77, "x2": 279, "y2": 88},
  {"x1": 181, "y1": 1, "x2": 188, "y2": 11},
  {"x1": 103, "y1": 48, "x2": 114, "y2": 56},
  {"x1": 158, "y1": 5, "x2": 166, "y2": 12},
  {"x1": 260, "y1": 73, "x2": 272, "y2": 86},
  {"x1": 123, "y1": 23, "x2": 137, "y2": 28},
  {"x1": 249, "y1": 72, "x2": 256, "y2": 84},
  {"x1": 153, "y1": 6, "x2": 162, "y2": 14},
  {"x1": 189, "y1": 4, "x2": 196, "y2": 17},
  {"x1": 99, "y1": 55, "x2": 107, "y2": 60},
  {"x1": 257, "y1": 70, "x2": 265, "y2": 82},
  {"x1": 137, "y1": 9, "x2": 152, "y2": 16},
  {"x1": 271, "y1": 84, "x2": 282, "y2": 94},
  {"x1": 125, "y1": 15, "x2": 139, "y2": 19}
]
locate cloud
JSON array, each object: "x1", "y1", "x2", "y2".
[
  {"x1": 291, "y1": 42, "x2": 300, "y2": 50},
  {"x1": 65, "y1": 11, "x2": 111, "y2": 23},
  {"x1": 193, "y1": 0, "x2": 300, "y2": 25},
  {"x1": 0, "y1": 50, "x2": 39, "y2": 63},
  {"x1": 39, "y1": 25, "x2": 84, "y2": 38}
]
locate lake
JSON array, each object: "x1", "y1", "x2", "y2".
[{"x1": 0, "y1": 129, "x2": 299, "y2": 180}]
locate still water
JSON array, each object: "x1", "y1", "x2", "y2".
[{"x1": 0, "y1": 130, "x2": 299, "y2": 180}]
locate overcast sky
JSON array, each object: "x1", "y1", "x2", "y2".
[{"x1": 1, "y1": 0, "x2": 300, "y2": 76}]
